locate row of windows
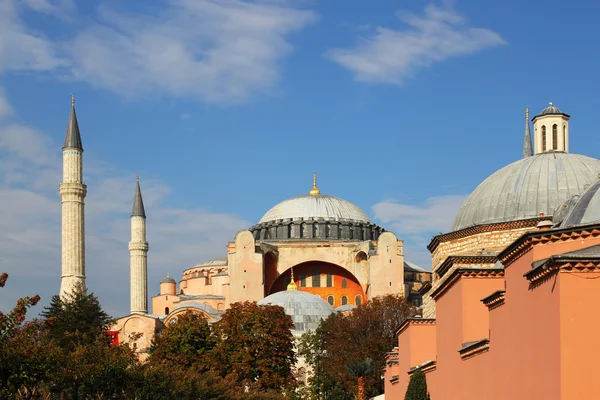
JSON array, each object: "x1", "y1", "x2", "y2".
[
  {"x1": 540, "y1": 124, "x2": 566, "y2": 151},
  {"x1": 290, "y1": 269, "x2": 349, "y2": 288},
  {"x1": 327, "y1": 294, "x2": 362, "y2": 306}
]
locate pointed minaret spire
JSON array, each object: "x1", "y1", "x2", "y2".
[
  {"x1": 132, "y1": 173, "x2": 146, "y2": 217},
  {"x1": 522, "y1": 106, "x2": 533, "y2": 158},
  {"x1": 63, "y1": 95, "x2": 83, "y2": 150},
  {"x1": 130, "y1": 174, "x2": 149, "y2": 314}
]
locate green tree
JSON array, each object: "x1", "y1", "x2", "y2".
[
  {"x1": 148, "y1": 311, "x2": 214, "y2": 369},
  {"x1": 211, "y1": 301, "x2": 296, "y2": 393},
  {"x1": 298, "y1": 294, "x2": 415, "y2": 399},
  {"x1": 404, "y1": 369, "x2": 428, "y2": 400},
  {"x1": 0, "y1": 272, "x2": 42, "y2": 398},
  {"x1": 347, "y1": 358, "x2": 375, "y2": 400},
  {"x1": 41, "y1": 289, "x2": 112, "y2": 350}
]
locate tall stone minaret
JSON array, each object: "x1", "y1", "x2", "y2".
[
  {"x1": 129, "y1": 174, "x2": 148, "y2": 314},
  {"x1": 59, "y1": 95, "x2": 87, "y2": 300}
]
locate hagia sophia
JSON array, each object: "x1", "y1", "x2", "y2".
[{"x1": 58, "y1": 96, "x2": 600, "y2": 398}]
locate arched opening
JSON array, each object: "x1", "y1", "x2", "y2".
[
  {"x1": 327, "y1": 295, "x2": 334, "y2": 306},
  {"x1": 355, "y1": 251, "x2": 368, "y2": 263},
  {"x1": 269, "y1": 261, "x2": 365, "y2": 304},
  {"x1": 552, "y1": 124, "x2": 558, "y2": 150},
  {"x1": 164, "y1": 307, "x2": 169, "y2": 315},
  {"x1": 355, "y1": 295, "x2": 362, "y2": 306},
  {"x1": 563, "y1": 125, "x2": 567, "y2": 150},
  {"x1": 542, "y1": 125, "x2": 547, "y2": 151},
  {"x1": 264, "y1": 252, "x2": 278, "y2": 296},
  {"x1": 341, "y1": 296, "x2": 348, "y2": 306}
]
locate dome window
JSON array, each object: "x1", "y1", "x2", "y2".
[
  {"x1": 542, "y1": 125, "x2": 547, "y2": 151},
  {"x1": 341, "y1": 296, "x2": 348, "y2": 306},
  {"x1": 552, "y1": 124, "x2": 558, "y2": 150},
  {"x1": 327, "y1": 295, "x2": 334, "y2": 306},
  {"x1": 342, "y1": 277, "x2": 347, "y2": 288},
  {"x1": 326, "y1": 273, "x2": 333, "y2": 287},
  {"x1": 355, "y1": 295, "x2": 362, "y2": 306},
  {"x1": 312, "y1": 267, "x2": 320, "y2": 287}
]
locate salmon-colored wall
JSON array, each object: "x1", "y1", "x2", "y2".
[
  {"x1": 559, "y1": 271, "x2": 600, "y2": 400},
  {"x1": 390, "y1": 235, "x2": 600, "y2": 400}
]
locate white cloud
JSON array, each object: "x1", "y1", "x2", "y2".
[
  {"x1": 372, "y1": 195, "x2": 468, "y2": 268},
  {"x1": 0, "y1": 87, "x2": 12, "y2": 120},
  {"x1": 0, "y1": 0, "x2": 316, "y2": 104},
  {"x1": 180, "y1": 113, "x2": 191, "y2": 120},
  {"x1": 0, "y1": 90, "x2": 250, "y2": 317},
  {"x1": 0, "y1": 0, "x2": 68, "y2": 73},
  {"x1": 326, "y1": 4, "x2": 505, "y2": 84},
  {"x1": 65, "y1": 0, "x2": 316, "y2": 104}
]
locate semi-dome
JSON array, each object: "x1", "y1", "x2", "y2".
[
  {"x1": 257, "y1": 289, "x2": 335, "y2": 335},
  {"x1": 160, "y1": 275, "x2": 176, "y2": 284},
  {"x1": 561, "y1": 179, "x2": 600, "y2": 227},
  {"x1": 453, "y1": 152, "x2": 600, "y2": 231},
  {"x1": 259, "y1": 194, "x2": 370, "y2": 224}
]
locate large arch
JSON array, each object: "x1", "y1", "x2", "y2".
[{"x1": 269, "y1": 261, "x2": 365, "y2": 308}]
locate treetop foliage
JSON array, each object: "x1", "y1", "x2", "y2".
[{"x1": 404, "y1": 369, "x2": 428, "y2": 400}]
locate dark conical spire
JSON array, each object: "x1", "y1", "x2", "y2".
[
  {"x1": 522, "y1": 106, "x2": 533, "y2": 158},
  {"x1": 63, "y1": 95, "x2": 83, "y2": 150},
  {"x1": 132, "y1": 174, "x2": 146, "y2": 217}
]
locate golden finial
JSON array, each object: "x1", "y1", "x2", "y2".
[
  {"x1": 71, "y1": 94, "x2": 75, "y2": 106},
  {"x1": 309, "y1": 171, "x2": 320, "y2": 195},
  {"x1": 287, "y1": 267, "x2": 297, "y2": 291}
]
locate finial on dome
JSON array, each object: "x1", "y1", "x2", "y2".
[
  {"x1": 287, "y1": 267, "x2": 298, "y2": 291},
  {"x1": 71, "y1": 94, "x2": 75, "y2": 106},
  {"x1": 310, "y1": 171, "x2": 320, "y2": 195},
  {"x1": 549, "y1": 102, "x2": 553, "y2": 106},
  {"x1": 136, "y1": 172, "x2": 139, "y2": 182}
]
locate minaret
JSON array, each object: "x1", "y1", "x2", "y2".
[
  {"x1": 129, "y1": 174, "x2": 149, "y2": 314},
  {"x1": 522, "y1": 106, "x2": 533, "y2": 158},
  {"x1": 59, "y1": 95, "x2": 87, "y2": 300}
]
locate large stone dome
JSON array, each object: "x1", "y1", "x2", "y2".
[
  {"x1": 452, "y1": 152, "x2": 600, "y2": 231},
  {"x1": 257, "y1": 289, "x2": 335, "y2": 335},
  {"x1": 259, "y1": 194, "x2": 370, "y2": 224}
]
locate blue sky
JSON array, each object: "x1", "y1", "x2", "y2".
[{"x1": 1, "y1": 0, "x2": 600, "y2": 317}]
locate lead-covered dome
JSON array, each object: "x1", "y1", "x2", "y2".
[
  {"x1": 453, "y1": 152, "x2": 600, "y2": 231},
  {"x1": 257, "y1": 290, "x2": 335, "y2": 335},
  {"x1": 561, "y1": 179, "x2": 600, "y2": 227},
  {"x1": 259, "y1": 194, "x2": 370, "y2": 224},
  {"x1": 250, "y1": 174, "x2": 384, "y2": 241}
]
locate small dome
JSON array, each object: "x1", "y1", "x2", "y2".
[
  {"x1": 539, "y1": 102, "x2": 563, "y2": 116},
  {"x1": 561, "y1": 179, "x2": 600, "y2": 227},
  {"x1": 160, "y1": 275, "x2": 176, "y2": 284},
  {"x1": 259, "y1": 194, "x2": 370, "y2": 224},
  {"x1": 258, "y1": 290, "x2": 335, "y2": 334},
  {"x1": 453, "y1": 152, "x2": 600, "y2": 231}
]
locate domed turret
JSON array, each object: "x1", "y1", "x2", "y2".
[
  {"x1": 160, "y1": 274, "x2": 176, "y2": 295},
  {"x1": 532, "y1": 102, "x2": 571, "y2": 153}
]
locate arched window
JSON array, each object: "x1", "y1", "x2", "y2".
[
  {"x1": 563, "y1": 125, "x2": 567, "y2": 149},
  {"x1": 355, "y1": 295, "x2": 362, "y2": 306},
  {"x1": 542, "y1": 125, "x2": 546, "y2": 151},
  {"x1": 542, "y1": 125, "x2": 547, "y2": 151},
  {"x1": 326, "y1": 273, "x2": 333, "y2": 287},
  {"x1": 552, "y1": 124, "x2": 558, "y2": 150},
  {"x1": 165, "y1": 307, "x2": 170, "y2": 315},
  {"x1": 299, "y1": 273, "x2": 307, "y2": 287},
  {"x1": 342, "y1": 278, "x2": 347, "y2": 288},
  {"x1": 327, "y1": 295, "x2": 334, "y2": 306},
  {"x1": 341, "y1": 296, "x2": 348, "y2": 306},
  {"x1": 312, "y1": 267, "x2": 320, "y2": 287}
]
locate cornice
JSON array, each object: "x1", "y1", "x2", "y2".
[
  {"x1": 458, "y1": 338, "x2": 490, "y2": 360},
  {"x1": 481, "y1": 290, "x2": 506, "y2": 310},
  {"x1": 427, "y1": 218, "x2": 547, "y2": 253},
  {"x1": 525, "y1": 259, "x2": 600, "y2": 285},
  {"x1": 430, "y1": 268, "x2": 504, "y2": 300},
  {"x1": 437, "y1": 254, "x2": 498, "y2": 278},
  {"x1": 499, "y1": 223, "x2": 600, "y2": 268},
  {"x1": 395, "y1": 317, "x2": 436, "y2": 335}
]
